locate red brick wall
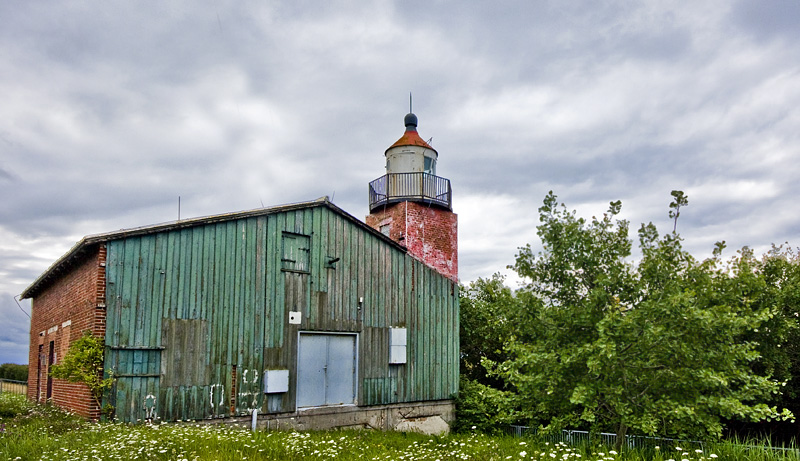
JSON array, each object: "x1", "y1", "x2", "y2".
[
  {"x1": 367, "y1": 202, "x2": 458, "y2": 282},
  {"x1": 26, "y1": 244, "x2": 107, "y2": 420}
]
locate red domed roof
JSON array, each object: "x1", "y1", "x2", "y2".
[{"x1": 386, "y1": 112, "x2": 437, "y2": 153}]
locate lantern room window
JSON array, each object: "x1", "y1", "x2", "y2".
[{"x1": 424, "y1": 157, "x2": 435, "y2": 175}]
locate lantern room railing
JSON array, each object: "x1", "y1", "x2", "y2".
[{"x1": 369, "y1": 172, "x2": 452, "y2": 212}]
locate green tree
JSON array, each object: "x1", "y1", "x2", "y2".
[
  {"x1": 459, "y1": 275, "x2": 523, "y2": 387},
  {"x1": 668, "y1": 190, "x2": 688, "y2": 234},
  {"x1": 723, "y1": 244, "x2": 800, "y2": 440},
  {"x1": 488, "y1": 191, "x2": 792, "y2": 448},
  {"x1": 49, "y1": 331, "x2": 114, "y2": 411},
  {"x1": 455, "y1": 276, "x2": 523, "y2": 432},
  {"x1": 0, "y1": 363, "x2": 28, "y2": 382}
]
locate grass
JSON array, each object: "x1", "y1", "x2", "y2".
[{"x1": 1, "y1": 394, "x2": 797, "y2": 460}]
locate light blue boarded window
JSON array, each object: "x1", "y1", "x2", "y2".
[
  {"x1": 296, "y1": 333, "x2": 357, "y2": 407},
  {"x1": 282, "y1": 232, "x2": 311, "y2": 273}
]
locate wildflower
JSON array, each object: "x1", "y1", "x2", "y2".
[
  {"x1": 520, "y1": 451, "x2": 527, "y2": 458},
  {"x1": 709, "y1": 455, "x2": 718, "y2": 459}
]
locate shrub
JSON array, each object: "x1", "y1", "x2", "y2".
[
  {"x1": 453, "y1": 377, "x2": 517, "y2": 434},
  {"x1": 49, "y1": 331, "x2": 114, "y2": 410}
]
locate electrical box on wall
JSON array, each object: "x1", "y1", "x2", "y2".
[
  {"x1": 390, "y1": 327, "x2": 407, "y2": 364},
  {"x1": 264, "y1": 369, "x2": 289, "y2": 394},
  {"x1": 288, "y1": 311, "x2": 301, "y2": 324}
]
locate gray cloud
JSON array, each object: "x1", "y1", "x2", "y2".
[
  {"x1": 731, "y1": 0, "x2": 800, "y2": 42},
  {"x1": 0, "y1": 0, "x2": 798, "y2": 364},
  {"x1": 0, "y1": 293, "x2": 30, "y2": 364}
]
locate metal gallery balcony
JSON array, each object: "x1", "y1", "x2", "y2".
[{"x1": 369, "y1": 172, "x2": 452, "y2": 212}]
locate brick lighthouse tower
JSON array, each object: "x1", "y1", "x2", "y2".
[{"x1": 366, "y1": 110, "x2": 458, "y2": 281}]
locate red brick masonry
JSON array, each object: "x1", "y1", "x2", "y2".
[
  {"x1": 367, "y1": 202, "x2": 458, "y2": 282},
  {"x1": 27, "y1": 245, "x2": 107, "y2": 419}
]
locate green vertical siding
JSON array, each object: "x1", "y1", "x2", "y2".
[{"x1": 104, "y1": 203, "x2": 458, "y2": 422}]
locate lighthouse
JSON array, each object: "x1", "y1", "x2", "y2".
[{"x1": 366, "y1": 111, "x2": 458, "y2": 282}]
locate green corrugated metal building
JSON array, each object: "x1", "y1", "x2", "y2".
[{"x1": 24, "y1": 111, "x2": 460, "y2": 432}]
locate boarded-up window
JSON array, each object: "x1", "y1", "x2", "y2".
[
  {"x1": 282, "y1": 232, "x2": 311, "y2": 273},
  {"x1": 161, "y1": 319, "x2": 209, "y2": 387}
]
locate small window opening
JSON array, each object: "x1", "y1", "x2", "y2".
[{"x1": 424, "y1": 156, "x2": 436, "y2": 175}]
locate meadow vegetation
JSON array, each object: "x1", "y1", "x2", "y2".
[{"x1": 2, "y1": 393, "x2": 797, "y2": 460}]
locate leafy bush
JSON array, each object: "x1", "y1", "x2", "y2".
[
  {"x1": 453, "y1": 377, "x2": 517, "y2": 434},
  {"x1": 49, "y1": 331, "x2": 114, "y2": 410}
]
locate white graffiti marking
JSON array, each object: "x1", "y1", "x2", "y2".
[{"x1": 209, "y1": 384, "x2": 225, "y2": 409}]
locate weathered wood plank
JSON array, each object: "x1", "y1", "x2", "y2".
[{"x1": 100, "y1": 201, "x2": 459, "y2": 422}]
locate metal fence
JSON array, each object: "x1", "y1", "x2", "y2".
[
  {"x1": 509, "y1": 425, "x2": 707, "y2": 451},
  {"x1": 508, "y1": 425, "x2": 800, "y2": 456},
  {"x1": 0, "y1": 379, "x2": 27, "y2": 395}
]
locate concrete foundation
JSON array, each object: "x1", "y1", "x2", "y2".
[{"x1": 219, "y1": 400, "x2": 455, "y2": 435}]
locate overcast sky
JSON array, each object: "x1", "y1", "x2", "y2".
[{"x1": 2, "y1": 1, "x2": 799, "y2": 365}]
